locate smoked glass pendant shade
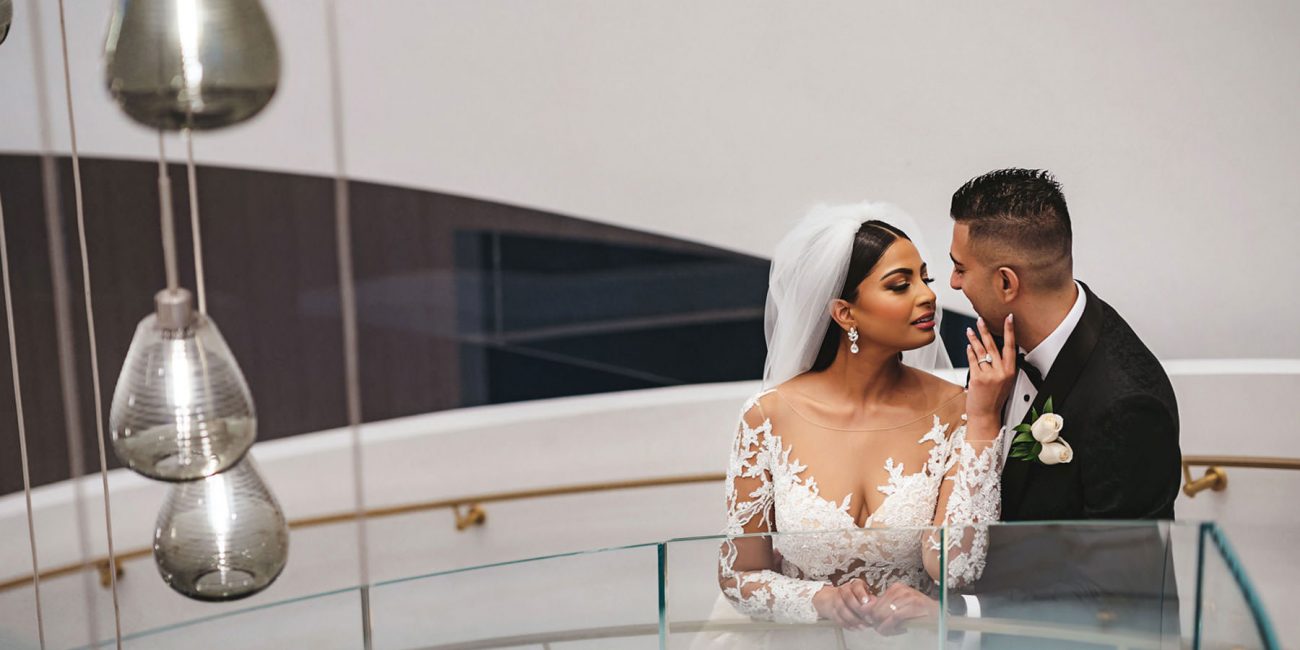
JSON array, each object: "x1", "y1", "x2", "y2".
[
  {"x1": 110, "y1": 299, "x2": 256, "y2": 482},
  {"x1": 153, "y1": 456, "x2": 289, "y2": 601},
  {"x1": 0, "y1": 0, "x2": 12, "y2": 46},
  {"x1": 103, "y1": 0, "x2": 280, "y2": 130}
]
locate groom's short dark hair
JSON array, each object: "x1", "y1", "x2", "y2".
[{"x1": 950, "y1": 168, "x2": 1073, "y2": 290}]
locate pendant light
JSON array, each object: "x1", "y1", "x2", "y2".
[
  {"x1": 0, "y1": 0, "x2": 12, "y2": 46},
  {"x1": 104, "y1": 0, "x2": 280, "y2": 130},
  {"x1": 153, "y1": 455, "x2": 289, "y2": 601},
  {"x1": 110, "y1": 287, "x2": 255, "y2": 481}
]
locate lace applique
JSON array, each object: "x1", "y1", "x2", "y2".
[
  {"x1": 722, "y1": 569, "x2": 824, "y2": 624},
  {"x1": 719, "y1": 391, "x2": 1004, "y2": 622},
  {"x1": 720, "y1": 390, "x2": 826, "y2": 623},
  {"x1": 722, "y1": 392, "x2": 776, "y2": 538},
  {"x1": 930, "y1": 424, "x2": 1005, "y2": 587}
]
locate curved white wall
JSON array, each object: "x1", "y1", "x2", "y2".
[{"x1": 2, "y1": 1, "x2": 1298, "y2": 360}]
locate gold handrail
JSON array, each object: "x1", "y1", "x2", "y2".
[
  {"x1": 1183, "y1": 455, "x2": 1300, "y2": 471},
  {"x1": 5, "y1": 454, "x2": 1298, "y2": 593},
  {"x1": 1181, "y1": 454, "x2": 1300, "y2": 497},
  {"x1": 0, "y1": 472, "x2": 725, "y2": 594}
]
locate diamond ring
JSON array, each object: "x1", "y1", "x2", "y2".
[
  {"x1": 978, "y1": 353, "x2": 993, "y2": 366},
  {"x1": 889, "y1": 603, "x2": 898, "y2": 612}
]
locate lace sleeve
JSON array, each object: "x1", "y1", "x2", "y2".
[
  {"x1": 717, "y1": 393, "x2": 827, "y2": 624},
  {"x1": 924, "y1": 417, "x2": 1004, "y2": 588}
]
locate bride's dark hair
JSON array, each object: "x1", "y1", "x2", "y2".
[{"x1": 810, "y1": 220, "x2": 911, "y2": 371}]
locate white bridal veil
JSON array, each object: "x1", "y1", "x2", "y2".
[{"x1": 762, "y1": 201, "x2": 952, "y2": 388}]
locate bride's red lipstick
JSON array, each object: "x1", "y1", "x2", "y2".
[{"x1": 911, "y1": 312, "x2": 936, "y2": 330}]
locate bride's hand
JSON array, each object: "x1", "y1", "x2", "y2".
[
  {"x1": 866, "y1": 582, "x2": 939, "y2": 636},
  {"x1": 811, "y1": 579, "x2": 875, "y2": 630},
  {"x1": 965, "y1": 314, "x2": 1017, "y2": 438}
]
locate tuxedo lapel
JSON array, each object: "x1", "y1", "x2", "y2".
[{"x1": 1000, "y1": 282, "x2": 1106, "y2": 517}]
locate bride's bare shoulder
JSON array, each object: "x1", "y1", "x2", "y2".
[
  {"x1": 743, "y1": 374, "x2": 823, "y2": 428},
  {"x1": 775, "y1": 373, "x2": 817, "y2": 397},
  {"x1": 769, "y1": 373, "x2": 831, "y2": 413},
  {"x1": 739, "y1": 384, "x2": 784, "y2": 426},
  {"x1": 904, "y1": 366, "x2": 965, "y2": 396},
  {"x1": 904, "y1": 367, "x2": 966, "y2": 418}
]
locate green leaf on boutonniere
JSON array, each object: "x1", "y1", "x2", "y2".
[
  {"x1": 1031, "y1": 407, "x2": 1040, "y2": 422},
  {"x1": 1030, "y1": 441, "x2": 1042, "y2": 457},
  {"x1": 1014, "y1": 423, "x2": 1032, "y2": 434},
  {"x1": 1044, "y1": 396, "x2": 1054, "y2": 413},
  {"x1": 1013, "y1": 431, "x2": 1034, "y2": 445}
]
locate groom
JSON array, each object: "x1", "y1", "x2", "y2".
[
  {"x1": 948, "y1": 168, "x2": 1181, "y2": 520},
  {"x1": 942, "y1": 169, "x2": 1182, "y2": 646}
]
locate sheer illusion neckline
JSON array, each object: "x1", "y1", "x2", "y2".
[{"x1": 771, "y1": 388, "x2": 963, "y2": 432}]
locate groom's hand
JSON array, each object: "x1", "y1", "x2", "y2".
[{"x1": 965, "y1": 314, "x2": 1017, "y2": 438}]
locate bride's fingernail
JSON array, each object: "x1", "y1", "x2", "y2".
[{"x1": 1008, "y1": 313, "x2": 1014, "y2": 322}]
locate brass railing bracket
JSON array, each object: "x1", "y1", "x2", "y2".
[
  {"x1": 1182, "y1": 464, "x2": 1228, "y2": 498},
  {"x1": 96, "y1": 558, "x2": 124, "y2": 588},
  {"x1": 454, "y1": 503, "x2": 487, "y2": 531}
]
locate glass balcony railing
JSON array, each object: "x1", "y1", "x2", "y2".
[{"x1": 68, "y1": 521, "x2": 1278, "y2": 650}]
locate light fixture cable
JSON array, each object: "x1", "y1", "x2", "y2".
[
  {"x1": 183, "y1": 128, "x2": 207, "y2": 314},
  {"x1": 57, "y1": 1, "x2": 124, "y2": 646},
  {"x1": 0, "y1": 193, "x2": 46, "y2": 649},
  {"x1": 25, "y1": 0, "x2": 100, "y2": 643},
  {"x1": 324, "y1": 2, "x2": 372, "y2": 646}
]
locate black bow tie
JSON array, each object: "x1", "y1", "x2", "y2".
[{"x1": 1017, "y1": 352, "x2": 1044, "y2": 390}]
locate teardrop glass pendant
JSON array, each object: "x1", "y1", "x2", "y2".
[
  {"x1": 0, "y1": 0, "x2": 12, "y2": 46},
  {"x1": 154, "y1": 456, "x2": 289, "y2": 601},
  {"x1": 103, "y1": 0, "x2": 280, "y2": 130},
  {"x1": 110, "y1": 289, "x2": 256, "y2": 481}
]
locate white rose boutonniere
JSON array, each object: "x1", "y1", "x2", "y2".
[
  {"x1": 1031, "y1": 413, "x2": 1063, "y2": 443},
  {"x1": 1010, "y1": 397, "x2": 1073, "y2": 464},
  {"x1": 1037, "y1": 439, "x2": 1073, "y2": 465}
]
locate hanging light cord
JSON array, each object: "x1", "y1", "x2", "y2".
[
  {"x1": 183, "y1": 128, "x2": 207, "y2": 314},
  {"x1": 156, "y1": 134, "x2": 180, "y2": 295},
  {"x1": 1, "y1": 195, "x2": 46, "y2": 649},
  {"x1": 26, "y1": 0, "x2": 101, "y2": 643},
  {"x1": 57, "y1": 1, "x2": 124, "y2": 647},
  {"x1": 324, "y1": 2, "x2": 372, "y2": 647}
]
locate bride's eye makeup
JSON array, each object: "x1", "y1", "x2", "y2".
[
  {"x1": 889, "y1": 277, "x2": 933, "y2": 292},
  {"x1": 882, "y1": 265, "x2": 932, "y2": 293}
]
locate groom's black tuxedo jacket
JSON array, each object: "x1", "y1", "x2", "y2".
[
  {"x1": 956, "y1": 283, "x2": 1183, "y2": 648},
  {"x1": 1001, "y1": 281, "x2": 1181, "y2": 522}
]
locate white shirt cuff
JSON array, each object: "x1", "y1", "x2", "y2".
[{"x1": 960, "y1": 594, "x2": 982, "y2": 650}]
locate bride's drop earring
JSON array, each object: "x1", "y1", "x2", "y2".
[{"x1": 848, "y1": 326, "x2": 860, "y2": 354}]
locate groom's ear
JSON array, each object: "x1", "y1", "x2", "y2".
[{"x1": 996, "y1": 267, "x2": 1021, "y2": 303}]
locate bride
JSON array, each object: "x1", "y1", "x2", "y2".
[{"x1": 708, "y1": 202, "x2": 1016, "y2": 646}]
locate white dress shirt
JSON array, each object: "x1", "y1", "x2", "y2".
[
  {"x1": 961, "y1": 282, "x2": 1088, "y2": 647},
  {"x1": 1000, "y1": 281, "x2": 1087, "y2": 470}
]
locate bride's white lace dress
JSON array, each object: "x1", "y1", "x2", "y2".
[{"x1": 699, "y1": 385, "x2": 1003, "y2": 649}]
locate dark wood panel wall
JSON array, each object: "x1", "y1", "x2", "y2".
[{"x1": 0, "y1": 154, "x2": 770, "y2": 496}]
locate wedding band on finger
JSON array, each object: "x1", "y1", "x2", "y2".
[
  {"x1": 978, "y1": 353, "x2": 993, "y2": 366},
  {"x1": 889, "y1": 603, "x2": 899, "y2": 612}
]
